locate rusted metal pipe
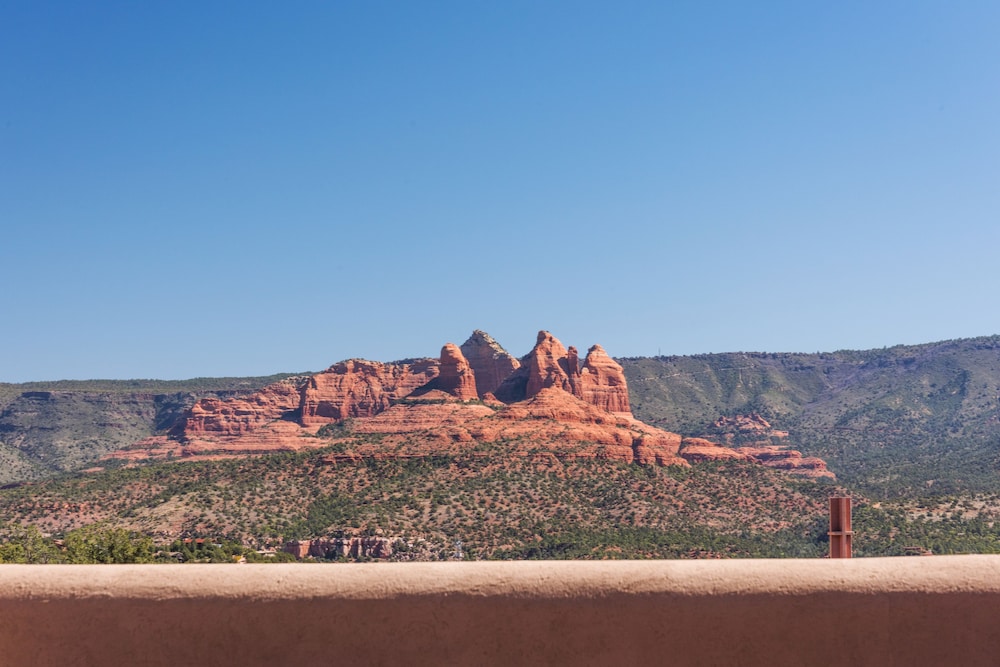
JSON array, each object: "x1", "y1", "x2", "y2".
[{"x1": 828, "y1": 496, "x2": 853, "y2": 558}]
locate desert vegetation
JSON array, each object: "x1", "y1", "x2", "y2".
[{"x1": 0, "y1": 443, "x2": 839, "y2": 559}]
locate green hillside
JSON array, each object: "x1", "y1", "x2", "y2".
[
  {"x1": 620, "y1": 335, "x2": 1000, "y2": 498},
  {"x1": 0, "y1": 374, "x2": 301, "y2": 484}
]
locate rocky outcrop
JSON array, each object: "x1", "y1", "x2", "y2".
[
  {"x1": 283, "y1": 536, "x2": 394, "y2": 560},
  {"x1": 333, "y1": 385, "x2": 686, "y2": 466},
  {"x1": 167, "y1": 358, "x2": 443, "y2": 436},
  {"x1": 349, "y1": 397, "x2": 496, "y2": 437},
  {"x1": 494, "y1": 332, "x2": 631, "y2": 416},
  {"x1": 498, "y1": 385, "x2": 618, "y2": 426},
  {"x1": 579, "y1": 345, "x2": 631, "y2": 415},
  {"x1": 736, "y1": 446, "x2": 835, "y2": 479},
  {"x1": 300, "y1": 359, "x2": 439, "y2": 425},
  {"x1": 412, "y1": 344, "x2": 479, "y2": 400},
  {"x1": 712, "y1": 414, "x2": 790, "y2": 443},
  {"x1": 438, "y1": 344, "x2": 478, "y2": 400},
  {"x1": 525, "y1": 331, "x2": 576, "y2": 398},
  {"x1": 679, "y1": 437, "x2": 754, "y2": 463},
  {"x1": 460, "y1": 330, "x2": 520, "y2": 398},
  {"x1": 714, "y1": 413, "x2": 775, "y2": 434},
  {"x1": 631, "y1": 426, "x2": 686, "y2": 467},
  {"x1": 489, "y1": 387, "x2": 686, "y2": 467},
  {"x1": 171, "y1": 379, "x2": 303, "y2": 437},
  {"x1": 107, "y1": 329, "x2": 829, "y2": 478},
  {"x1": 491, "y1": 331, "x2": 570, "y2": 404},
  {"x1": 705, "y1": 413, "x2": 831, "y2": 478}
]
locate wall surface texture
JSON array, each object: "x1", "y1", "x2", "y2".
[{"x1": 2, "y1": 557, "x2": 1000, "y2": 666}]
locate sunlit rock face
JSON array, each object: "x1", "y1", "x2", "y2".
[
  {"x1": 460, "y1": 330, "x2": 520, "y2": 398},
  {"x1": 114, "y1": 330, "x2": 830, "y2": 477},
  {"x1": 300, "y1": 358, "x2": 439, "y2": 425}
]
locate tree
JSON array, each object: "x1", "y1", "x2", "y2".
[
  {"x1": 63, "y1": 523, "x2": 154, "y2": 564},
  {"x1": 0, "y1": 524, "x2": 61, "y2": 563}
]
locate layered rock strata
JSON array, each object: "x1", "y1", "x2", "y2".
[
  {"x1": 299, "y1": 358, "x2": 438, "y2": 425},
  {"x1": 706, "y1": 413, "x2": 831, "y2": 478},
  {"x1": 735, "y1": 446, "x2": 834, "y2": 479},
  {"x1": 494, "y1": 332, "x2": 630, "y2": 415},
  {"x1": 283, "y1": 536, "x2": 394, "y2": 560},
  {"x1": 579, "y1": 345, "x2": 631, "y2": 415},
  {"x1": 679, "y1": 437, "x2": 754, "y2": 463},
  {"x1": 411, "y1": 344, "x2": 479, "y2": 400},
  {"x1": 460, "y1": 330, "x2": 520, "y2": 398},
  {"x1": 525, "y1": 331, "x2": 576, "y2": 398},
  {"x1": 170, "y1": 379, "x2": 303, "y2": 437},
  {"x1": 109, "y1": 330, "x2": 830, "y2": 478},
  {"x1": 333, "y1": 387, "x2": 686, "y2": 467}
]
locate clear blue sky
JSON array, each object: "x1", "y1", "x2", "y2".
[{"x1": 3, "y1": 2, "x2": 999, "y2": 382}]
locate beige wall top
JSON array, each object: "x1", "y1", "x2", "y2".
[{"x1": 2, "y1": 556, "x2": 1000, "y2": 666}]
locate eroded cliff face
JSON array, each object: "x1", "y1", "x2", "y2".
[
  {"x1": 171, "y1": 380, "x2": 303, "y2": 437},
  {"x1": 459, "y1": 330, "x2": 520, "y2": 398},
  {"x1": 176, "y1": 330, "x2": 637, "y2": 439},
  {"x1": 735, "y1": 446, "x2": 833, "y2": 479},
  {"x1": 109, "y1": 330, "x2": 830, "y2": 478},
  {"x1": 300, "y1": 359, "x2": 439, "y2": 425},
  {"x1": 579, "y1": 345, "x2": 631, "y2": 415},
  {"x1": 525, "y1": 331, "x2": 576, "y2": 398},
  {"x1": 679, "y1": 437, "x2": 754, "y2": 463},
  {"x1": 410, "y1": 345, "x2": 479, "y2": 401},
  {"x1": 283, "y1": 536, "x2": 394, "y2": 560},
  {"x1": 437, "y1": 344, "x2": 479, "y2": 400},
  {"x1": 705, "y1": 413, "x2": 834, "y2": 479},
  {"x1": 493, "y1": 333, "x2": 631, "y2": 415},
  {"x1": 292, "y1": 385, "x2": 688, "y2": 467}
]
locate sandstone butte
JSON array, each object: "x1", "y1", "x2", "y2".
[{"x1": 107, "y1": 331, "x2": 832, "y2": 479}]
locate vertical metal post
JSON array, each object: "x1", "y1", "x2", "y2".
[{"x1": 828, "y1": 497, "x2": 853, "y2": 558}]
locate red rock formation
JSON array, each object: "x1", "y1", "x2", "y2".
[
  {"x1": 632, "y1": 427, "x2": 686, "y2": 467},
  {"x1": 525, "y1": 331, "x2": 576, "y2": 398},
  {"x1": 708, "y1": 413, "x2": 831, "y2": 478},
  {"x1": 116, "y1": 420, "x2": 324, "y2": 461},
  {"x1": 579, "y1": 345, "x2": 631, "y2": 415},
  {"x1": 108, "y1": 329, "x2": 829, "y2": 479},
  {"x1": 128, "y1": 383, "x2": 689, "y2": 468},
  {"x1": 170, "y1": 378, "x2": 304, "y2": 437},
  {"x1": 565, "y1": 346, "x2": 582, "y2": 396},
  {"x1": 350, "y1": 398, "x2": 496, "y2": 436},
  {"x1": 300, "y1": 358, "x2": 439, "y2": 425},
  {"x1": 495, "y1": 333, "x2": 631, "y2": 416},
  {"x1": 499, "y1": 385, "x2": 616, "y2": 425},
  {"x1": 679, "y1": 437, "x2": 754, "y2": 463},
  {"x1": 283, "y1": 537, "x2": 394, "y2": 560},
  {"x1": 492, "y1": 364, "x2": 529, "y2": 404},
  {"x1": 489, "y1": 387, "x2": 686, "y2": 467},
  {"x1": 737, "y1": 446, "x2": 835, "y2": 479},
  {"x1": 460, "y1": 330, "x2": 520, "y2": 398},
  {"x1": 714, "y1": 413, "x2": 774, "y2": 433},
  {"x1": 712, "y1": 414, "x2": 789, "y2": 442},
  {"x1": 412, "y1": 344, "x2": 479, "y2": 400},
  {"x1": 439, "y1": 344, "x2": 478, "y2": 400}
]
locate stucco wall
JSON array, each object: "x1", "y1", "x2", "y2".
[{"x1": 2, "y1": 556, "x2": 1000, "y2": 666}]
